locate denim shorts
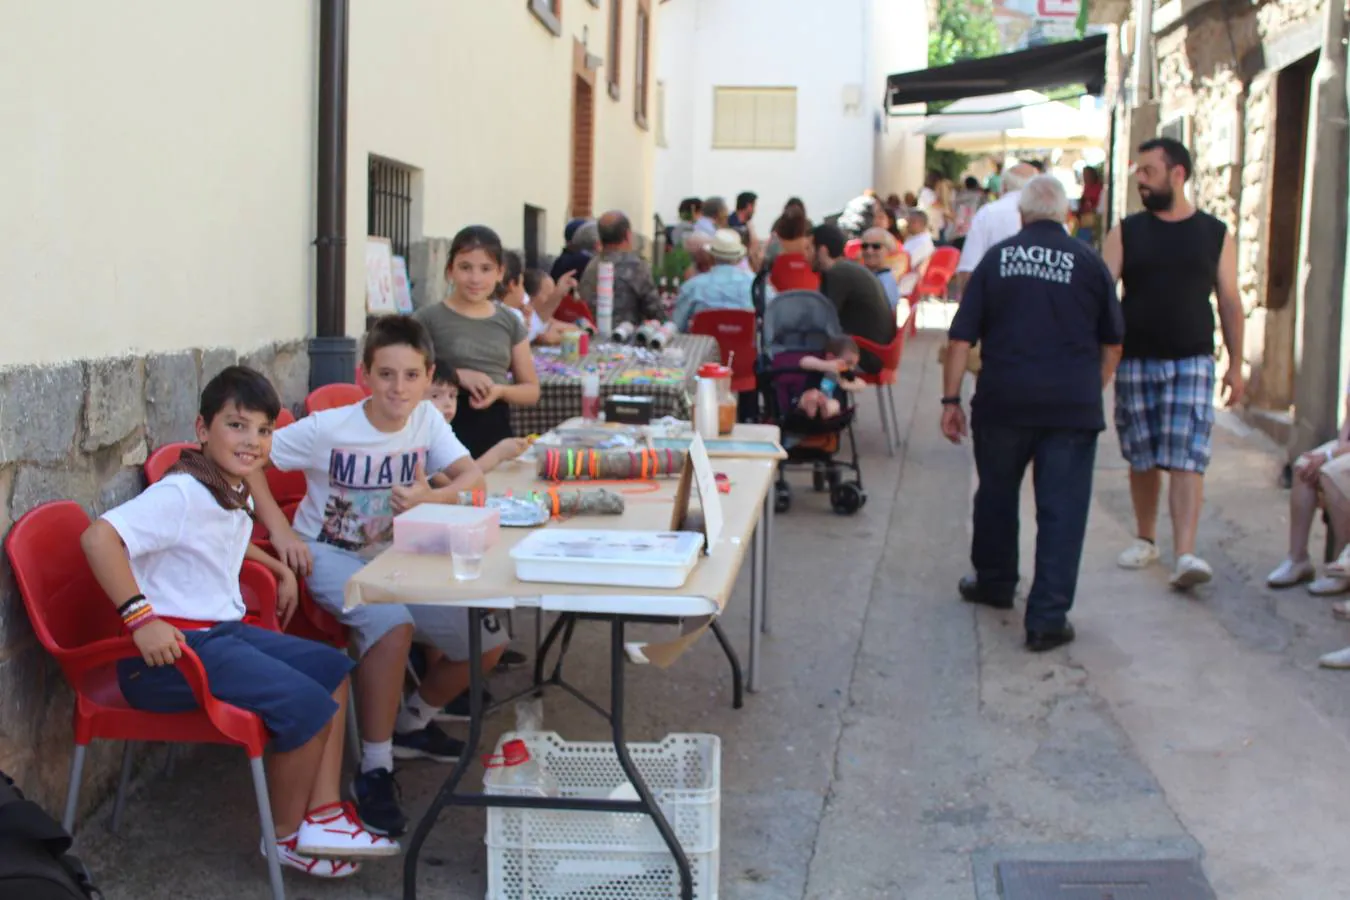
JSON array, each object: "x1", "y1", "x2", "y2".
[{"x1": 117, "y1": 621, "x2": 353, "y2": 752}]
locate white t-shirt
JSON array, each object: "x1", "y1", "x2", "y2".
[
  {"x1": 903, "y1": 232, "x2": 936, "y2": 270},
  {"x1": 271, "y1": 400, "x2": 470, "y2": 553},
  {"x1": 506, "y1": 298, "x2": 549, "y2": 343},
  {"x1": 101, "y1": 474, "x2": 250, "y2": 624},
  {"x1": 957, "y1": 191, "x2": 1023, "y2": 273}
]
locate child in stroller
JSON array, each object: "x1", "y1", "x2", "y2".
[{"x1": 759, "y1": 290, "x2": 868, "y2": 515}]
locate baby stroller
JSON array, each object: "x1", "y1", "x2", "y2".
[{"x1": 759, "y1": 290, "x2": 866, "y2": 515}]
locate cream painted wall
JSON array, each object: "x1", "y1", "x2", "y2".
[
  {"x1": 0, "y1": 1, "x2": 314, "y2": 366},
  {"x1": 345, "y1": 0, "x2": 658, "y2": 331}
]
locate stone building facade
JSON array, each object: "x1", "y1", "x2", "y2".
[
  {"x1": 0, "y1": 345, "x2": 308, "y2": 815},
  {"x1": 1101, "y1": 0, "x2": 1331, "y2": 438}
]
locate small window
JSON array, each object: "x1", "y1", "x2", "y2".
[
  {"x1": 634, "y1": 0, "x2": 651, "y2": 128},
  {"x1": 712, "y1": 87, "x2": 798, "y2": 150},
  {"x1": 528, "y1": 0, "x2": 561, "y2": 36},
  {"x1": 607, "y1": 0, "x2": 623, "y2": 101}
]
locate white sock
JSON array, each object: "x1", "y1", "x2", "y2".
[
  {"x1": 394, "y1": 692, "x2": 438, "y2": 734},
  {"x1": 361, "y1": 740, "x2": 394, "y2": 774}
]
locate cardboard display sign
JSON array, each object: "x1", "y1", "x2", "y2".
[{"x1": 668, "y1": 433, "x2": 723, "y2": 553}]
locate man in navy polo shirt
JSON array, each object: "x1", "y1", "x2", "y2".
[{"x1": 940, "y1": 176, "x2": 1125, "y2": 652}]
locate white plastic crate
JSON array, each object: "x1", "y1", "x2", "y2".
[{"x1": 484, "y1": 731, "x2": 720, "y2": 900}]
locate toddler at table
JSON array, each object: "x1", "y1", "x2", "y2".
[
  {"x1": 82, "y1": 366, "x2": 397, "y2": 879},
  {"x1": 797, "y1": 336, "x2": 865, "y2": 419},
  {"x1": 414, "y1": 225, "x2": 541, "y2": 458},
  {"x1": 250, "y1": 316, "x2": 507, "y2": 840}
]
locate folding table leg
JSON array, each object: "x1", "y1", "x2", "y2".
[
  {"x1": 749, "y1": 509, "x2": 766, "y2": 693},
  {"x1": 609, "y1": 618, "x2": 694, "y2": 900},
  {"x1": 709, "y1": 620, "x2": 744, "y2": 710},
  {"x1": 761, "y1": 488, "x2": 773, "y2": 635},
  {"x1": 876, "y1": 389, "x2": 895, "y2": 456},
  {"x1": 405, "y1": 610, "x2": 487, "y2": 900},
  {"x1": 887, "y1": 384, "x2": 901, "y2": 450}
]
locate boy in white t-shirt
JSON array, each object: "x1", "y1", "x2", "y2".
[
  {"x1": 250, "y1": 316, "x2": 502, "y2": 839},
  {"x1": 81, "y1": 367, "x2": 397, "y2": 879}
]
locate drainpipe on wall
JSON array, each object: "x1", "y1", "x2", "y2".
[
  {"x1": 1290, "y1": 0, "x2": 1350, "y2": 457},
  {"x1": 309, "y1": 0, "x2": 357, "y2": 389}
]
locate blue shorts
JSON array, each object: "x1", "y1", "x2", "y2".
[
  {"x1": 1114, "y1": 356, "x2": 1215, "y2": 474},
  {"x1": 305, "y1": 541, "x2": 510, "y2": 660},
  {"x1": 117, "y1": 622, "x2": 354, "y2": 752}
]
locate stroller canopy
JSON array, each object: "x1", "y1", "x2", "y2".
[{"x1": 762, "y1": 290, "x2": 843, "y2": 357}]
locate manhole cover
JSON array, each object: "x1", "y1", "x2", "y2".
[{"x1": 997, "y1": 859, "x2": 1216, "y2": 899}]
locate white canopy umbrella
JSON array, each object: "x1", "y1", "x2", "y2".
[{"x1": 915, "y1": 89, "x2": 1106, "y2": 154}]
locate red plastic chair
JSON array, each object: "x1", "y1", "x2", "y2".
[
  {"x1": 353, "y1": 368, "x2": 374, "y2": 397},
  {"x1": 4, "y1": 501, "x2": 288, "y2": 899},
  {"x1": 853, "y1": 332, "x2": 906, "y2": 457},
  {"x1": 143, "y1": 442, "x2": 196, "y2": 485},
  {"x1": 275, "y1": 408, "x2": 297, "y2": 428},
  {"x1": 304, "y1": 383, "x2": 367, "y2": 415},
  {"x1": 552, "y1": 294, "x2": 595, "y2": 326},
  {"x1": 689, "y1": 309, "x2": 758, "y2": 392},
  {"x1": 905, "y1": 246, "x2": 961, "y2": 335}
]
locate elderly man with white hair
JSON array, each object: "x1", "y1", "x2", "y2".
[
  {"x1": 940, "y1": 175, "x2": 1125, "y2": 653},
  {"x1": 859, "y1": 226, "x2": 901, "y2": 308},
  {"x1": 953, "y1": 162, "x2": 1038, "y2": 296}
]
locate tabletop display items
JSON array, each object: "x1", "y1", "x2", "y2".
[
  {"x1": 537, "y1": 447, "x2": 687, "y2": 481},
  {"x1": 635, "y1": 320, "x2": 677, "y2": 350},
  {"x1": 596, "y1": 262, "x2": 615, "y2": 337},
  {"x1": 459, "y1": 488, "x2": 627, "y2": 521}
]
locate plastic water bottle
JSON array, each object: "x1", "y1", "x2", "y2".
[
  {"x1": 582, "y1": 369, "x2": 602, "y2": 421},
  {"x1": 487, "y1": 739, "x2": 559, "y2": 798},
  {"x1": 596, "y1": 262, "x2": 615, "y2": 339}
]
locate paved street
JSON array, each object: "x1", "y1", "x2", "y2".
[{"x1": 75, "y1": 321, "x2": 1350, "y2": 899}]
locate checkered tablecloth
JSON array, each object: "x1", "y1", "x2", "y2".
[{"x1": 510, "y1": 334, "x2": 720, "y2": 436}]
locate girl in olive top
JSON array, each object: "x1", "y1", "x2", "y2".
[{"x1": 413, "y1": 226, "x2": 540, "y2": 458}]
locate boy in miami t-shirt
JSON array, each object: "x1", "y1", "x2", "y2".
[{"x1": 251, "y1": 316, "x2": 504, "y2": 839}]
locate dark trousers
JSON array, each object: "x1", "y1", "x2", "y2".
[{"x1": 971, "y1": 423, "x2": 1098, "y2": 632}]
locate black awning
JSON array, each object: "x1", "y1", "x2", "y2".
[{"x1": 886, "y1": 34, "x2": 1108, "y2": 108}]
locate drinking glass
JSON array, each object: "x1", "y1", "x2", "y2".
[{"x1": 451, "y1": 523, "x2": 489, "y2": 582}]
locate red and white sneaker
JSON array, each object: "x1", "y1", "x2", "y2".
[
  {"x1": 261, "y1": 834, "x2": 361, "y2": 879},
  {"x1": 296, "y1": 802, "x2": 401, "y2": 859}
]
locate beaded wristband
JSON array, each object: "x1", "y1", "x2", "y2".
[{"x1": 121, "y1": 599, "x2": 159, "y2": 633}]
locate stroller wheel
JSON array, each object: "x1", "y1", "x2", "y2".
[
  {"x1": 812, "y1": 465, "x2": 828, "y2": 492},
  {"x1": 830, "y1": 483, "x2": 865, "y2": 515},
  {"x1": 775, "y1": 482, "x2": 792, "y2": 514}
]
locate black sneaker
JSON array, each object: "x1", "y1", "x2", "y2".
[
  {"x1": 437, "y1": 688, "x2": 496, "y2": 722},
  {"x1": 393, "y1": 722, "x2": 464, "y2": 762},
  {"x1": 495, "y1": 648, "x2": 529, "y2": 671},
  {"x1": 351, "y1": 768, "x2": 407, "y2": 837}
]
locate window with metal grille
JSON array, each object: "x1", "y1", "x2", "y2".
[{"x1": 368, "y1": 156, "x2": 414, "y2": 260}]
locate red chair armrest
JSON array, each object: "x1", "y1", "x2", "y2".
[
  {"x1": 239, "y1": 560, "x2": 280, "y2": 632},
  {"x1": 63, "y1": 636, "x2": 263, "y2": 748}
]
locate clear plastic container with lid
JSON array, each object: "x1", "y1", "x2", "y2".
[
  {"x1": 483, "y1": 738, "x2": 559, "y2": 798},
  {"x1": 696, "y1": 362, "x2": 736, "y2": 437}
]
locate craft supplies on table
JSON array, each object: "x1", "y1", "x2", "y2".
[
  {"x1": 537, "y1": 448, "x2": 688, "y2": 481},
  {"x1": 509, "y1": 529, "x2": 705, "y2": 588},
  {"x1": 458, "y1": 488, "x2": 627, "y2": 520},
  {"x1": 392, "y1": 504, "x2": 501, "y2": 555}
]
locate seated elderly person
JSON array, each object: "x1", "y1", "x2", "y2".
[
  {"x1": 898, "y1": 209, "x2": 938, "y2": 298},
  {"x1": 673, "y1": 229, "x2": 757, "y2": 331},
  {"x1": 859, "y1": 227, "x2": 901, "y2": 309},
  {"x1": 1268, "y1": 390, "x2": 1350, "y2": 619},
  {"x1": 813, "y1": 222, "x2": 897, "y2": 374}
]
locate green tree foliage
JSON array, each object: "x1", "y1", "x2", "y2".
[{"x1": 926, "y1": 0, "x2": 1003, "y2": 180}]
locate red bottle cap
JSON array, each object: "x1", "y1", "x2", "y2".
[
  {"x1": 501, "y1": 739, "x2": 530, "y2": 766},
  {"x1": 698, "y1": 363, "x2": 732, "y2": 379}
]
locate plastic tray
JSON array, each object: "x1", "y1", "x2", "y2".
[{"x1": 509, "y1": 530, "x2": 704, "y2": 589}]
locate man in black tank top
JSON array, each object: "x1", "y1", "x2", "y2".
[{"x1": 1100, "y1": 138, "x2": 1246, "y2": 591}]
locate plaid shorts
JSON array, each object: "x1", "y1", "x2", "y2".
[{"x1": 1114, "y1": 356, "x2": 1215, "y2": 474}]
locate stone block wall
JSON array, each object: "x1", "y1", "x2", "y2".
[{"x1": 0, "y1": 341, "x2": 308, "y2": 816}]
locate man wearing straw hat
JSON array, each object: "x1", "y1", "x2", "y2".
[{"x1": 672, "y1": 228, "x2": 757, "y2": 332}]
